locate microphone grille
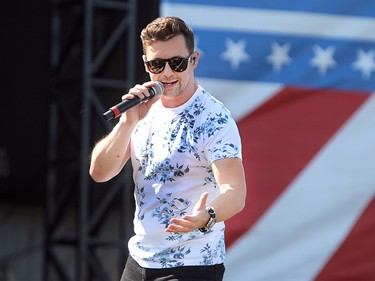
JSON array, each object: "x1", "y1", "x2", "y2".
[{"x1": 153, "y1": 81, "x2": 164, "y2": 96}]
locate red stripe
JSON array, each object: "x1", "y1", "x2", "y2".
[
  {"x1": 225, "y1": 87, "x2": 369, "y2": 247},
  {"x1": 314, "y1": 196, "x2": 375, "y2": 281},
  {"x1": 110, "y1": 106, "x2": 121, "y2": 118}
]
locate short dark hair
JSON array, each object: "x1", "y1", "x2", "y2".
[{"x1": 141, "y1": 16, "x2": 195, "y2": 55}]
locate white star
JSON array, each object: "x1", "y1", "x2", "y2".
[
  {"x1": 310, "y1": 45, "x2": 337, "y2": 75},
  {"x1": 266, "y1": 42, "x2": 292, "y2": 72},
  {"x1": 353, "y1": 48, "x2": 375, "y2": 79},
  {"x1": 221, "y1": 38, "x2": 250, "y2": 69}
]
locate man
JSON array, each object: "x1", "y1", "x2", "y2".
[{"x1": 89, "y1": 16, "x2": 246, "y2": 281}]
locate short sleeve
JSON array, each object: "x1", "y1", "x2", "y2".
[{"x1": 202, "y1": 109, "x2": 242, "y2": 164}]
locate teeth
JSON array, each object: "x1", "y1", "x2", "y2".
[{"x1": 163, "y1": 81, "x2": 175, "y2": 85}]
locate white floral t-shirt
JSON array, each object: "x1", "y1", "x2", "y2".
[{"x1": 128, "y1": 86, "x2": 242, "y2": 268}]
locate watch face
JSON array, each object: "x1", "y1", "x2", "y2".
[{"x1": 206, "y1": 207, "x2": 216, "y2": 229}]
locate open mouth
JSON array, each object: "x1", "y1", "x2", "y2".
[{"x1": 162, "y1": 81, "x2": 178, "y2": 87}]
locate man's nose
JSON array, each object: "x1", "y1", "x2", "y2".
[{"x1": 162, "y1": 61, "x2": 175, "y2": 75}]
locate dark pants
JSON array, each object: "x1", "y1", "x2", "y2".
[{"x1": 120, "y1": 255, "x2": 225, "y2": 281}]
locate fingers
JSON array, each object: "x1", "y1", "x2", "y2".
[
  {"x1": 165, "y1": 218, "x2": 195, "y2": 233},
  {"x1": 118, "y1": 82, "x2": 160, "y2": 123},
  {"x1": 197, "y1": 192, "x2": 209, "y2": 211},
  {"x1": 121, "y1": 84, "x2": 149, "y2": 101},
  {"x1": 166, "y1": 192, "x2": 210, "y2": 233},
  {"x1": 122, "y1": 81, "x2": 160, "y2": 101}
]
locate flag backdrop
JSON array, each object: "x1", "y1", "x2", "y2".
[{"x1": 161, "y1": 1, "x2": 375, "y2": 280}]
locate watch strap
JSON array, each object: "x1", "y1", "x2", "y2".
[{"x1": 198, "y1": 207, "x2": 216, "y2": 233}]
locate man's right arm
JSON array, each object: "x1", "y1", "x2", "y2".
[
  {"x1": 89, "y1": 81, "x2": 161, "y2": 182},
  {"x1": 89, "y1": 120, "x2": 136, "y2": 182}
]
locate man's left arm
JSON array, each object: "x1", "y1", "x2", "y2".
[
  {"x1": 208, "y1": 157, "x2": 247, "y2": 222},
  {"x1": 166, "y1": 157, "x2": 246, "y2": 232}
]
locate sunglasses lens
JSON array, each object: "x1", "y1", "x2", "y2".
[
  {"x1": 169, "y1": 57, "x2": 188, "y2": 72},
  {"x1": 145, "y1": 55, "x2": 191, "y2": 74},
  {"x1": 146, "y1": 59, "x2": 165, "y2": 74}
]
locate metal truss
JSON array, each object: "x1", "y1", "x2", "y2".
[{"x1": 44, "y1": 0, "x2": 159, "y2": 280}]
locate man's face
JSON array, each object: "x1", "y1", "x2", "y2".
[{"x1": 144, "y1": 34, "x2": 197, "y2": 99}]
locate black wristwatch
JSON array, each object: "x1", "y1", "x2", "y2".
[{"x1": 198, "y1": 207, "x2": 216, "y2": 233}]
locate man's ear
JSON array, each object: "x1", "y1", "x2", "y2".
[{"x1": 191, "y1": 51, "x2": 200, "y2": 67}]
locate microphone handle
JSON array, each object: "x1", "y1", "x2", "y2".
[
  {"x1": 103, "y1": 96, "x2": 142, "y2": 121},
  {"x1": 103, "y1": 88, "x2": 156, "y2": 121}
]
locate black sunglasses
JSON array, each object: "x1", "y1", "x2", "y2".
[{"x1": 145, "y1": 53, "x2": 194, "y2": 74}]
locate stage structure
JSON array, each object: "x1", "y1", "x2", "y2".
[{"x1": 44, "y1": 0, "x2": 159, "y2": 280}]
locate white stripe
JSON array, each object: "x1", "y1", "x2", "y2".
[
  {"x1": 161, "y1": 3, "x2": 375, "y2": 42},
  {"x1": 224, "y1": 93, "x2": 375, "y2": 281},
  {"x1": 197, "y1": 78, "x2": 282, "y2": 121}
]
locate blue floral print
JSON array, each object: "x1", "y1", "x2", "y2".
[
  {"x1": 152, "y1": 193, "x2": 191, "y2": 228},
  {"x1": 129, "y1": 87, "x2": 241, "y2": 268}
]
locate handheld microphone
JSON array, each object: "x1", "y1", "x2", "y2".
[{"x1": 103, "y1": 82, "x2": 164, "y2": 121}]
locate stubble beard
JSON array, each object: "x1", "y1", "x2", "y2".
[{"x1": 163, "y1": 80, "x2": 185, "y2": 97}]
